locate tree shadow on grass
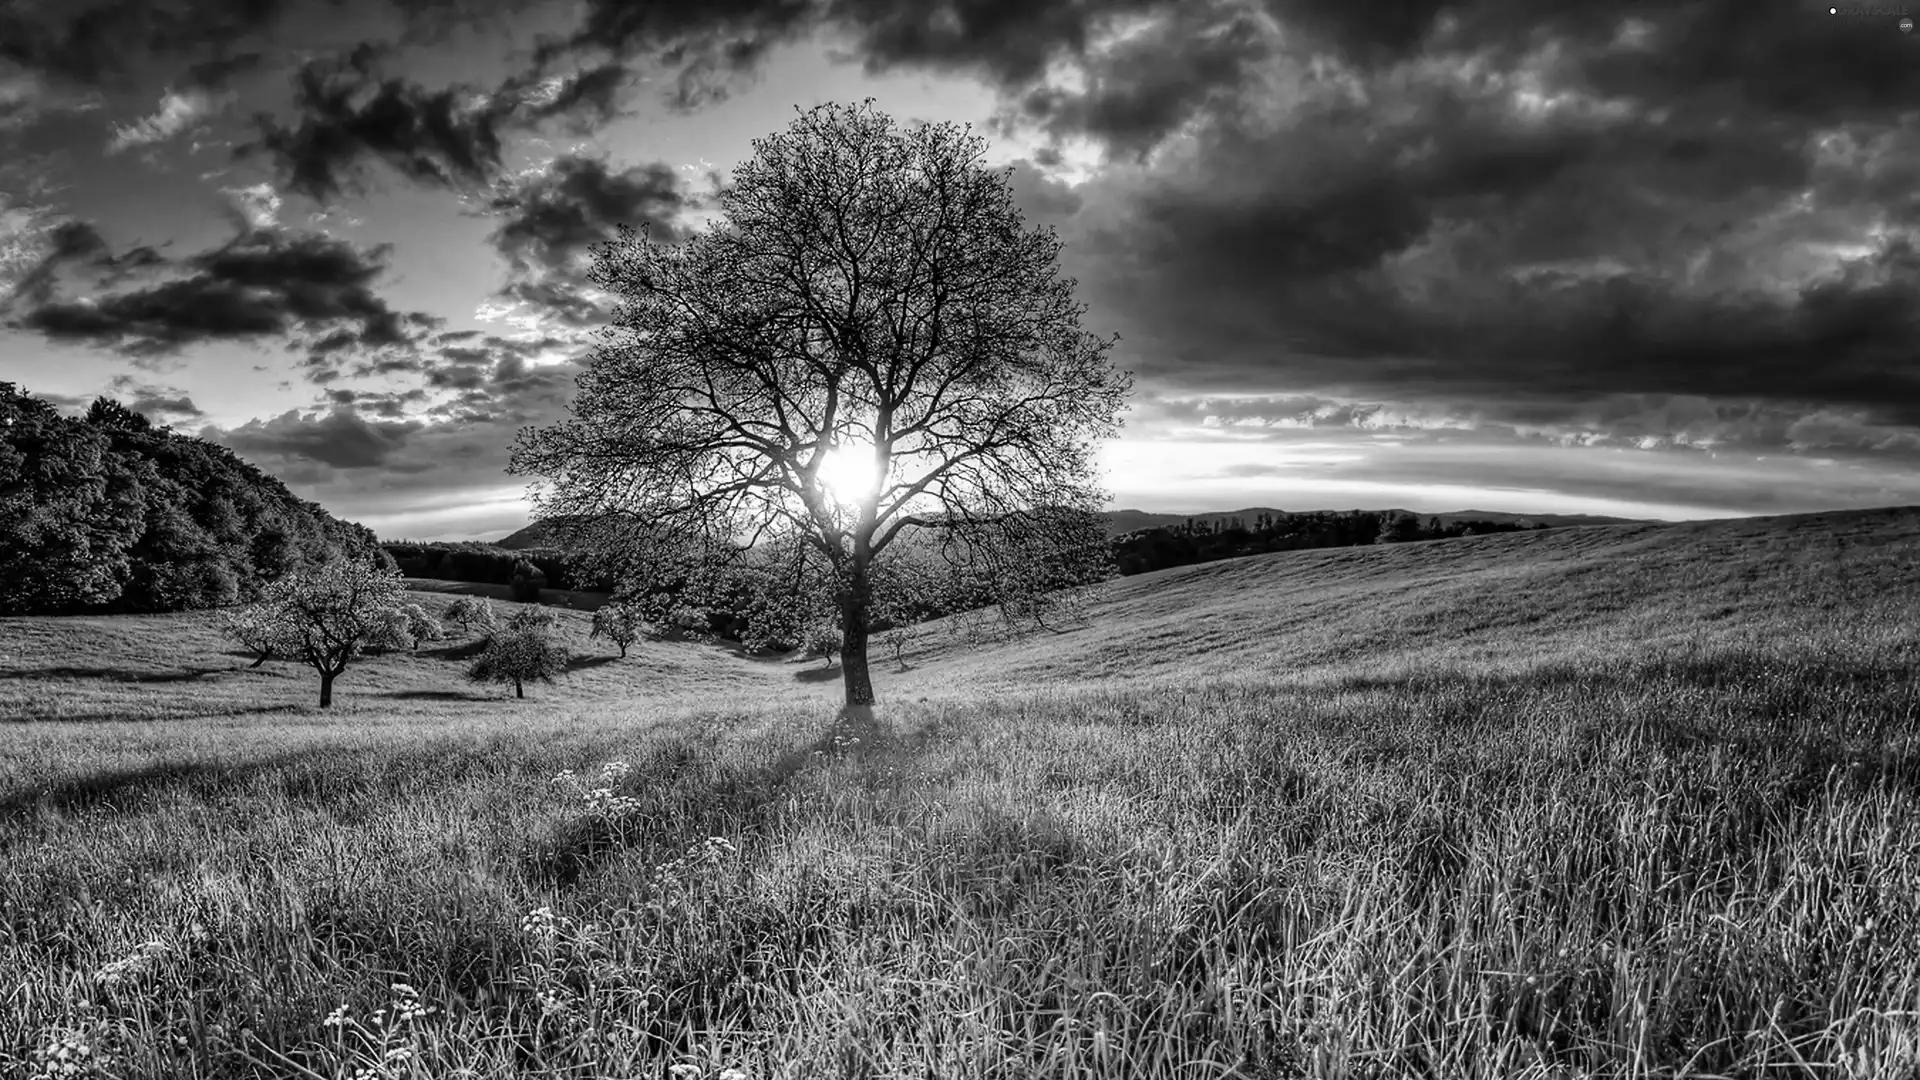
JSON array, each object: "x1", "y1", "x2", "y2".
[
  {"x1": 792, "y1": 664, "x2": 841, "y2": 683},
  {"x1": 0, "y1": 749, "x2": 330, "y2": 819},
  {"x1": 567, "y1": 654, "x2": 621, "y2": 671},
  {"x1": 524, "y1": 704, "x2": 884, "y2": 889},
  {"x1": 418, "y1": 639, "x2": 490, "y2": 661},
  {"x1": 383, "y1": 689, "x2": 492, "y2": 702},
  {"x1": 0, "y1": 665, "x2": 234, "y2": 684}
]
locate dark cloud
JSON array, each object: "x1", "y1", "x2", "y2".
[
  {"x1": 487, "y1": 153, "x2": 687, "y2": 274},
  {"x1": 0, "y1": 0, "x2": 294, "y2": 89},
  {"x1": 6, "y1": 224, "x2": 439, "y2": 361},
  {"x1": 476, "y1": 153, "x2": 688, "y2": 327},
  {"x1": 1001, "y1": 1, "x2": 1272, "y2": 158},
  {"x1": 217, "y1": 404, "x2": 423, "y2": 468},
  {"x1": 1011, "y1": 0, "x2": 1920, "y2": 466},
  {"x1": 243, "y1": 43, "x2": 511, "y2": 202}
]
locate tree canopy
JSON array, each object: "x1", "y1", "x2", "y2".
[
  {"x1": 2, "y1": 382, "x2": 384, "y2": 615},
  {"x1": 509, "y1": 101, "x2": 1131, "y2": 705}
]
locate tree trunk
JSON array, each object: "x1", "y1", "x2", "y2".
[
  {"x1": 249, "y1": 652, "x2": 268, "y2": 669},
  {"x1": 319, "y1": 668, "x2": 334, "y2": 708},
  {"x1": 618, "y1": 642, "x2": 627, "y2": 658},
  {"x1": 514, "y1": 679, "x2": 524, "y2": 699},
  {"x1": 840, "y1": 558, "x2": 875, "y2": 706}
]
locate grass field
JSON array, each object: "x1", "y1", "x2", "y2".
[{"x1": 2, "y1": 507, "x2": 1918, "y2": 1078}]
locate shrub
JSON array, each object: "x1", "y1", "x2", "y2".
[{"x1": 507, "y1": 605, "x2": 563, "y2": 633}]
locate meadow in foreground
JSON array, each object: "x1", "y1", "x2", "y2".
[{"x1": 2, "y1": 509, "x2": 1918, "y2": 1078}]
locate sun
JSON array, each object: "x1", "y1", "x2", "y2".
[{"x1": 817, "y1": 442, "x2": 879, "y2": 505}]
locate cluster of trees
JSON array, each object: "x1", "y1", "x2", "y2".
[
  {"x1": 2, "y1": 384, "x2": 388, "y2": 616},
  {"x1": 220, "y1": 559, "x2": 613, "y2": 706},
  {"x1": 380, "y1": 542, "x2": 611, "y2": 598},
  {"x1": 1111, "y1": 510, "x2": 1550, "y2": 576}
]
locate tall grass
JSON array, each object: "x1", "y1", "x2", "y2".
[{"x1": 3, "y1": 652, "x2": 1917, "y2": 1078}]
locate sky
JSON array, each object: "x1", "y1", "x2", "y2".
[{"x1": 3, "y1": 0, "x2": 1919, "y2": 541}]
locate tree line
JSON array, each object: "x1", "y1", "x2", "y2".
[
  {"x1": 1112, "y1": 510, "x2": 1550, "y2": 576},
  {"x1": 2, "y1": 383, "x2": 390, "y2": 616}
]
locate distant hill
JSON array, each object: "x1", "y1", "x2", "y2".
[{"x1": 499, "y1": 507, "x2": 1652, "y2": 547}]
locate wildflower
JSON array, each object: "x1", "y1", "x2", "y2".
[
  {"x1": 521, "y1": 907, "x2": 559, "y2": 936},
  {"x1": 323, "y1": 1005, "x2": 350, "y2": 1029},
  {"x1": 669, "y1": 1066, "x2": 704, "y2": 1080},
  {"x1": 717, "y1": 1070, "x2": 750, "y2": 1080},
  {"x1": 29, "y1": 1033, "x2": 97, "y2": 1079}
]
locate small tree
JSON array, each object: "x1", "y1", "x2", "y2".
[
  {"x1": 218, "y1": 604, "x2": 290, "y2": 668},
  {"x1": 803, "y1": 621, "x2": 841, "y2": 668},
  {"x1": 254, "y1": 557, "x2": 405, "y2": 707},
  {"x1": 879, "y1": 622, "x2": 915, "y2": 669},
  {"x1": 589, "y1": 601, "x2": 645, "y2": 658},
  {"x1": 442, "y1": 595, "x2": 498, "y2": 636},
  {"x1": 363, "y1": 608, "x2": 417, "y2": 655},
  {"x1": 468, "y1": 626, "x2": 570, "y2": 699},
  {"x1": 1377, "y1": 512, "x2": 1423, "y2": 544},
  {"x1": 395, "y1": 602, "x2": 446, "y2": 649}
]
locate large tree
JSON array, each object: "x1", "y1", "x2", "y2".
[{"x1": 509, "y1": 101, "x2": 1131, "y2": 705}]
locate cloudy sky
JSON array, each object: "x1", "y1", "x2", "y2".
[{"x1": 3, "y1": 0, "x2": 1918, "y2": 541}]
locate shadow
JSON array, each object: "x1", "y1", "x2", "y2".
[
  {"x1": 567, "y1": 654, "x2": 621, "y2": 671},
  {"x1": 382, "y1": 689, "x2": 492, "y2": 702},
  {"x1": 0, "y1": 664, "x2": 234, "y2": 684},
  {"x1": 417, "y1": 639, "x2": 490, "y2": 661},
  {"x1": 792, "y1": 664, "x2": 842, "y2": 683},
  {"x1": 523, "y1": 704, "x2": 889, "y2": 889},
  {"x1": 0, "y1": 748, "x2": 330, "y2": 818}
]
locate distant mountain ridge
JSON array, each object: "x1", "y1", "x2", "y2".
[{"x1": 499, "y1": 507, "x2": 1650, "y2": 547}]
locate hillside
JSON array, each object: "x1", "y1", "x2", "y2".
[{"x1": 904, "y1": 505, "x2": 1920, "y2": 694}]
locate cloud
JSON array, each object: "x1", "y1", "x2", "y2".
[
  {"x1": 220, "y1": 182, "x2": 283, "y2": 228},
  {"x1": 243, "y1": 43, "x2": 513, "y2": 202},
  {"x1": 106, "y1": 86, "x2": 227, "y2": 153},
  {"x1": 0, "y1": 0, "x2": 295, "y2": 90},
  {"x1": 5, "y1": 224, "x2": 441, "y2": 362},
  {"x1": 216, "y1": 404, "x2": 423, "y2": 468},
  {"x1": 103, "y1": 373, "x2": 206, "y2": 422},
  {"x1": 477, "y1": 152, "x2": 690, "y2": 327},
  {"x1": 487, "y1": 153, "x2": 688, "y2": 272}
]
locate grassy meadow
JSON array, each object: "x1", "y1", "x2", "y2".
[{"x1": 2, "y1": 507, "x2": 1918, "y2": 1078}]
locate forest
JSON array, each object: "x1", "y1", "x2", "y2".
[{"x1": 1, "y1": 383, "x2": 389, "y2": 616}]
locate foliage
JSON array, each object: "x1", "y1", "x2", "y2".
[
  {"x1": 1, "y1": 382, "x2": 383, "y2": 615},
  {"x1": 505, "y1": 606, "x2": 563, "y2": 633},
  {"x1": 587, "y1": 602, "x2": 646, "y2": 658},
  {"x1": 440, "y1": 596, "x2": 498, "y2": 636},
  {"x1": 467, "y1": 626, "x2": 570, "y2": 699},
  {"x1": 802, "y1": 622, "x2": 841, "y2": 667},
  {"x1": 251, "y1": 557, "x2": 406, "y2": 707},
  {"x1": 509, "y1": 102, "x2": 1131, "y2": 705},
  {"x1": 216, "y1": 604, "x2": 290, "y2": 668}
]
